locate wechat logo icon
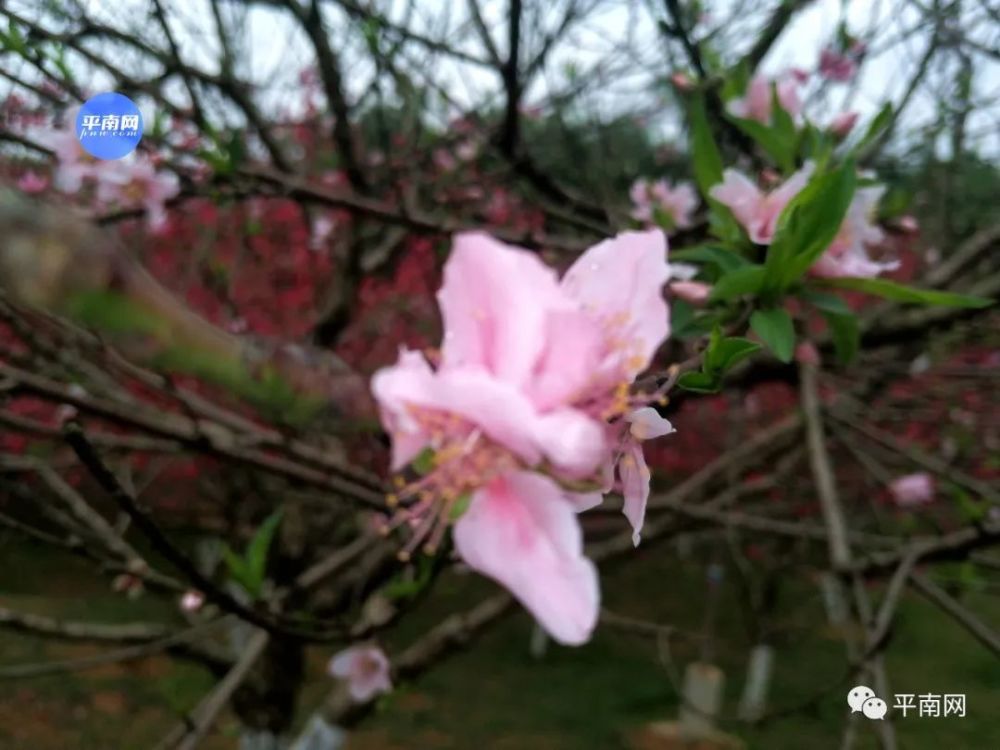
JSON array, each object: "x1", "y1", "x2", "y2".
[{"x1": 847, "y1": 685, "x2": 887, "y2": 720}]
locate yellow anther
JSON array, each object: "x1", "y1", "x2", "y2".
[
  {"x1": 386, "y1": 493, "x2": 399, "y2": 508},
  {"x1": 397, "y1": 550, "x2": 411, "y2": 562}
]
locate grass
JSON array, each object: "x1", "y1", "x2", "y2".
[{"x1": 1, "y1": 536, "x2": 998, "y2": 749}]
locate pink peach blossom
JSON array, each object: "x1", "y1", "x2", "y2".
[
  {"x1": 630, "y1": 178, "x2": 697, "y2": 231},
  {"x1": 670, "y1": 72, "x2": 694, "y2": 91},
  {"x1": 433, "y1": 148, "x2": 457, "y2": 172},
  {"x1": 810, "y1": 186, "x2": 898, "y2": 278},
  {"x1": 727, "y1": 73, "x2": 802, "y2": 124},
  {"x1": 888, "y1": 473, "x2": 934, "y2": 507},
  {"x1": 829, "y1": 111, "x2": 859, "y2": 138},
  {"x1": 709, "y1": 163, "x2": 814, "y2": 244},
  {"x1": 94, "y1": 156, "x2": 180, "y2": 232},
  {"x1": 617, "y1": 407, "x2": 675, "y2": 545},
  {"x1": 371, "y1": 230, "x2": 677, "y2": 644},
  {"x1": 789, "y1": 67, "x2": 811, "y2": 84},
  {"x1": 819, "y1": 47, "x2": 858, "y2": 82},
  {"x1": 16, "y1": 170, "x2": 49, "y2": 194},
  {"x1": 794, "y1": 341, "x2": 821, "y2": 366},
  {"x1": 328, "y1": 645, "x2": 392, "y2": 702},
  {"x1": 456, "y1": 140, "x2": 479, "y2": 161},
  {"x1": 669, "y1": 280, "x2": 712, "y2": 305},
  {"x1": 897, "y1": 215, "x2": 919, "y2": 233},
  {"x1": 179, "y1": 590, "x2": 205, "y2": 612},
  {"x1": 46, "y1": 128, "x2": 94, "y2": 193},
  {"x1": 310, "y1": 214, "x2": 336, "y2": 250}
]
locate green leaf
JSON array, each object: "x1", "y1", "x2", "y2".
[
  {"x1": 225, "y1": 133, "x2": 245, "y2": 171},
  {"x1": 822, "y1": 309, "x2": 859, "y2": 365},
  {"x1": 819, "y1": 277, "x2": 993, "y2": 308},
  {"x1": 670, "y1": 245, "x2": 750, "y2": 274},
  {"x1": 688, "y1": 94, "x2": 724, "y2": 196},
  {"x1": 706, "y1": 336, "x2": 761, "y2": 373},
  {"x1": 771, "y1": 88, "x2": 797, "y2": 156},
  {"x1": 706, "y1": 201, "x2": 745, "y2": 244},
  {"x1": 411, "y1": 447, "x2": 436, "y2": 476},
  {"x1": 671, "y1": 300, "x2": 718, "y2": 340},
  {"x1": 3, "y1": 21, "x2": 27, "y2": 55},
  {"x1": 800, "y1": 289, "x2": 851, "y2": 315},
  {"x1": 728, "y1": 111, "x2": 794, "y2": 173},
  {"x1": 244, "y1": 509, "x2": 284, "y2": 598},
  {"x1": 671, "y1": 299, "x2": 694, "y2": 336},
  {"x1": 382, "y1": 555, "x2": 435, "y2": 601},
  {"x1": 800, "y1": 124, "x2": 833, "y2": 168},
  {"x1": 448, "y1": 492, "x2": 473, "y2": 521},
  {"x1": 49, "y1": 44, "x2": 74, "y2": 84},
  {"x1": 750, "y1": 308, "x2": 795, "y2": 363},
  {"x1": 951, "y1": 485, "x2": 986, "y2": 523},
  {"x1": 708, "y1": 265, "x2": 766, "y2": 301},
  {"x1": 677, "y1": 371, "x2": 720, "y2": 393},
  {"x1": 361, "y1": 17, "x2": 381, "y2": 53},
  {"x1": 721, "y1": 62, "x2": 750, "y2": 103},
  {"x1": 851, "y1": 102, "x2": 893, "y2": 156},
  {"x1": 764, "y1": 163, "x2": 857, "y2": 292},
  {"x1": 222, "y1": 545, "x2": 251, "y2": 590},
  {"x1": 652, "y1": 205, "x2": 677, "y2": 233}
]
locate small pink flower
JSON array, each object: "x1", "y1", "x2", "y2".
[
  {"x1": 710, "y1": 163, "x2": 814, "y2": 244},
  {"x1": 179, "y1": 590, "x2": 205, "y2": 612},
  {"x1": 433, "y1": 148, "x2": 457, "y2": 172},
  {"x1": 630, "y1": 179, "x2": 697, "y2": 232},
  {"x1": 829, "y1": 111, "x2": 859, "y2": 138},
  {"x1": 789, "y1": 67, "x2": 811, "y2": 84},
  {"x1": 794, "y1": 341, "x2": 821, "y2": 366},
  {"x1": 46, "y1": 128, "x2": 94, "y2": 193},
  {"x1": 372, "y1": 230, "x2": 676, "y2": 644},
  {"x1": 94, "y1": 156, "x2": 180, "y2": 232},
  {"x1": 670, "y1": 72, "x2": 694, "y2": 91},
  {"x1": 328, "y1": 645, "x2": 392, "y2": 702},
  {"x1": 819, "y1": 47, "x2": 858, "y2": 82},
  {"x1": 810, "y1": 186, "x2": 898, "y2": 279},
  {"x1": 669, "y1": 280, "x2": 711, "y2": 305},
  {"x1": 727, "y1": 73, "x2": 802, "y2": 124},
  {"x1": 897, "y1": 215, "x2": 919, "y2": 233},
  {"x1": 618, "y1": 408, "x2": 674, "y2": 546},
  {"x1": 17, "y1": 170, "x2": 49, "y2": 194},
  {"x1": 310, "y1": 214, "x2": 336, "y2": 250},
  {"x1": 456, "y1": 140, "x2": 479, "y2": 162},
  {"x1": 889, "y1": 473, "x2": 934, "y2": 507}
]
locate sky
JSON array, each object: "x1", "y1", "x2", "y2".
[{"x1": 11, "y1": 0, "x2": 1000, "y2": 156}]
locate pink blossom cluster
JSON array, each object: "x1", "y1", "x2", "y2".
[
  {"x1": 35, "y1": 128, "x2": 179, "y2": 233},
  {"x1": 710, "y1": 163, "x2": 899, "y2": 278},
  {"x1": 726, "y1": 71, "x2": 806, "y2": 124},
  {"x1": 629, "y1": 178, "x2": 697, "y2": 232},
  {"x1": 372, "y1": 230, "x2": 680, "y2": 644},
  {"x1": 889, "y1": 472, "x2": 934, "y2": 507},
  {"x1": 328, "y1": 645, "x2": 392, "y2": 702},
  {"x1": 818, "y1": 40, "x2": 867, "y2": 83}
]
